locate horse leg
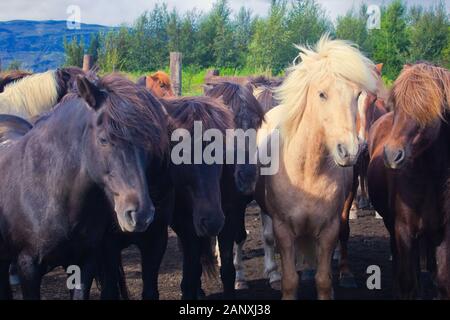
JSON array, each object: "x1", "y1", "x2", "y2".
[
  {"x1": 17, "y1": 254, "x2": 42, "y2": 300},
  {"x1": 260, "y1": 211, "x2": 281, "y2": 290},
  {"x1": 436, "y1": 223, "x2": 450, "y2": 299},
  {"x1": 99, "y1": 241, "x2": 122, "y2": 300},
  {"x1": 394, "y1": 221, "x2": 420, "y2": 299},
  {"x1": 72, "y1": 255, "x2": 97, "y2": 300},
  {"x1": 338, "y1": 170, "x2": 358, "y2": 288},
  {"x1": 139, "y1": 223, "x2": 168, "y2": 300},
  {"x1": 218, "y1": 216, "x2": 237, "y2": 299},
  {"x1": 0, "y1": 260, "x2": 12, "y2": 299},
  {"x1": 273, "y1": 219, "x2": 298, "y2": 300},
  {"x1": 175, "y1": 225, "x2": 203, "y2": 300},
  {"x1": 315, "y1": 220, "x2": 340, "y2": 300},
  {"x1": 234, "y1": 240, "x2": 248, "y2": 290}
]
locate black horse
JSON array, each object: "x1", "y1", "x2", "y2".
[
  {"x1": 96, "y1": 96, "x2": 234, "y2": 300},
  {"x1": 0, "y1": 73, "x2": 168, "y2": 300},
  {"x1": 205, "y1": 82, "x2": 265, "y2": 299}
]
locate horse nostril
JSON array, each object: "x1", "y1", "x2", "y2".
[
  {"x1": 337, "y1": 144, "x2": 349, "y2": 159},
  {"x1": 124, "y1": 210, "x2": 137, "y2": 227},
  {"x1": 394, "y1": 150, "x2": 405, "y2": 164}
]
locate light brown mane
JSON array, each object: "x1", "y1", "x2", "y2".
[{"x1": 391, "y1": 62, "x2": 450, "y2": 127}]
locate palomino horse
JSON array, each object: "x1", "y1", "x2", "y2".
[
  {"x1": 137, "y1": 71, "x2": 175, "y2": 98},
  {"x1": 368, "y1": 62, "x2": 450, "y2": 299},
  {"x1": 0, "y1": 73, "x2": 168, "y2": 299},
  {"x1": 0, "y1": 67, "x2": 84, "y2": 120},
  {"x1": 205, "y1": 82, "x2": 265, "y2": 298},
  {"x1": 255, "y1": 35, "x2": 377, "y2": 300},
  {"x1": 0, "y1": 70, "x2": 32, "y2": 92}
]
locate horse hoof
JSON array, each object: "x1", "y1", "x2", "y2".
[
  {"x1": 269, "y1": 279, "x2": 281, "y2": 291},
  {"x1": 374, "y1": 212, "x2": 383, "y2": 219},
  {"x1": 339, "y1": 273, "x2": 357, "y2": 288},
  {"x1": 235, "y1": 281, "x2": 249, "y2": 290},
  {"x1": 301, "y1": 269, "x2": 316, "y2": 281},
  {"x1": 9, "y1": 274, "x2": 20, "y2": 286},
  {"x1": 349, "y1": 210, "x2": 358, "y2": 220}
]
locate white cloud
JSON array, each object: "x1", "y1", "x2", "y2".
[{"x1": 0, "y1": 0, "x2": 448, "y2": 26}]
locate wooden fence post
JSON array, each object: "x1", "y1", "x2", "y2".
[
  {"x1": 170, "y1": 52, "x2": 182, "y2": 96},
  {"x1": 82, "y1": 54, "x2": 93, "y2": 72}
]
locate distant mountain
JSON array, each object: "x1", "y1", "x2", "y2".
[{"x1": 0, "y1": 20, "x2": 111, "y2": 72}]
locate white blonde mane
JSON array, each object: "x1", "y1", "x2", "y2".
[
  {"x1": 276, "y1": 34, "x2": 378, "y2": 140},
  {"x1": 0, "y1": 71, "x2": 59, "y2": 119}
]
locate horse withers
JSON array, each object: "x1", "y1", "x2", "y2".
[
  {"x1": 0, "y1": 73, "x2": 167, "y2": 299},
  {"x1": 368, "y1": 62, "x2": 450, "y2": 299}
]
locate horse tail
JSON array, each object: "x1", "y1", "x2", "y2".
[
  {"x1": 200, "y1": 237, "x2": 218, "y2": 279},
  {"x1": 117, "y1": 254, "x2": 130, "y2": 300}
]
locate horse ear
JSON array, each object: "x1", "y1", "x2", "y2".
[
  {"x1": 76, "y1": 76, "x2": 104, "y2": 110},
  {"x1": 376, "y1": 63, "x2": 383, "y2": 74}
]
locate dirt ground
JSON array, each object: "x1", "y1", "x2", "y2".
[{"x1": 12, "y1": 204, "x2": 430, "y2": 300}]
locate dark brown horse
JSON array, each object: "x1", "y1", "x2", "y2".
[
  {"x1": 337, "y1": 64, "x2": 389, "y2": 288},
  {"x1": 368, "y1": 62, "x2": 450, "y2": 299},
  {"x1": 0, "y1": 73, "x2": 168, "y2": 299},
  {"x1": 205, "y1": 82, "x2": 265, "y2": 298},
  {"x1": 96, "y1": 95, "x2": 234, "y2": 300}
]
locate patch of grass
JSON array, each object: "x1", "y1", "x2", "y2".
[{"x1": 118, "y1": 66, "x2": 278, "y2": 96}]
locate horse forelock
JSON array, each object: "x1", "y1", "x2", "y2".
[
  {"x1": 391, "y1": 62, "x2": 450, "y2": 127},
  {"x1": 277, "y1": 34, "x2": 378, "y2": 142},
  {"x1": 205, "y1": 82, "x2": 265, "y2": 130},
  {"x1": 98, "y1": 74, "x2": 169, "y2": 157},
  {"x1": 161, "y1": 96, "x2": 234, "y2": 136}
]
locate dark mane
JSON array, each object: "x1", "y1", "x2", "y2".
[
  {"x1": 0, "y1": 70, "x2": 32, "y2": 92},
  {"x1": 248, "y1": 75, "x2": 284, "y2": 89},
  {"x1": 160, "y1": 96, "x2": 234, "y2": 134},
  {"x1": 136, "y1": 76, "x2": 147, "y2": 87},
  {"x1": 64, "y1": 73, "x2": 169, "y2": 157},
  {"x1": 204, "y1": 82, "x2": 265, "y2": 129}
]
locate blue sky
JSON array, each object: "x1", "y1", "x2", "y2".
[{"x1": 0, "y1": 0, "x2": 448, "y2": 26}]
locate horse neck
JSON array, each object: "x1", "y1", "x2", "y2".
[{"x1": 282, "y1": 104, "x2": 329, "y2": 183}]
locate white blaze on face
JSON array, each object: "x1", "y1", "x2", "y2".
[{"x1": 357, "y1": 91, "x2": 368, "y2": 144}]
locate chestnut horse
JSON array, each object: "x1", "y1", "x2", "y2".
[
  {"x1": 255, "y1": 35, "x2": 377, "y2": 300},
  {"x1": 368, "y1": 62, "x2": 450, "y2": 299},
  {"x1": 137, "y1": 71, "x2": 175, "y2": 98}
]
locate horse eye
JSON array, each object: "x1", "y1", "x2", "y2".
[
  {"x1": 99, "y1": 137, "x2": 108, "y2": 146},
  {"x1": 319, "y1": 92, "x2": 327, "y2": 100}
]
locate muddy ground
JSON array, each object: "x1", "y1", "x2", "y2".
[{"x1": 12, "y1": 205, "x2": 428, "y2": 300}]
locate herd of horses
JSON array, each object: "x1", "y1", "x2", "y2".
[{"x1": 0, "y1": 35, "x2": 449, "y2": 300}]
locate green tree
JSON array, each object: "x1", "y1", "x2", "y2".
[
  {"x1": 246, "y1": 0, "x2": 290, "y2": 74},
  {"x1": 63, "y1": 36, "x2": 85, "y2": 67},
  {"x1": 233, "y1": 7, "x2": 255, "y2": 68},
  {"x1": 370, "y1": 0, "x2": 410, "y2": 79},
  {"x1": 408, "y1": 1, "x2": 449, "y2": 64},
  {"x1": 88, "y1": 33, "x2": 100, "y2": 63},
  {"x1": 336, "y1": 4, "x2": 372, "y2": 54}
]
